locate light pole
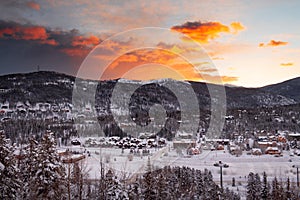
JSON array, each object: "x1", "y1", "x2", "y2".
[
  {"x1": 292, "y1": 165, "x2": 300, "y2": 187},
  {"x1": 214, "y1": 160, "x2": 229, "y2": 190}
]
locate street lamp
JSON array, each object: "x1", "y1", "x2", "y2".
[
  {"x1": 214, "y1": 160, "x2": 229, "y2": 190},
  {"x1": 292, "y1": 165, "x2": 300, "y2": 187}
]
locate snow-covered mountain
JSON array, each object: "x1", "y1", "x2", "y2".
[{"x1": 0, "y1": 71, "x2": 300, "y2": 109}]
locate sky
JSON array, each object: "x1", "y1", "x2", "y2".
[{"x1": 0, "y1": 0, "x2": 300, "y2": 87}]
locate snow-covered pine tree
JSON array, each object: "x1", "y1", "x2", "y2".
[
  {"x1": 223, "y1": 187, "x2": 241, "y2": 200},
  {"x1": 127, "y1": 181, "x2": 140, "y2": 200},
  {"x1": 271, "y1": 177, "x2": 281, "y2": 200},
  {"x1": 286, "y1": 177, "x2": 291, "y2": 199},
  {"x1": 142, "y1": 156, "x2": 156, "y2": 200},
  {"x1": 277, "y1": 178, "x2": 285, "y2": 200},
  {"x1": 261, "y1": 171, "x2": 269, "y2": 200},
  {"x1": 156, "y1": 172, "x2": 168, "y2": 199},
  {"x1": 254, "y1": 173, "x2": 262, "y2": 198},
  {"x1": 142, "y1": 171, "x2": 156, "y2": 200},
  {"x1": 289, "y1": 178, "x2": 299, "y2": 199},
  {"x1": 0, "y1": 132, "x2": 20, "y2": 199},
  {"x1": 105, "y1": 169, "x2": 128, "y2": 199},
  {"x1": 19, "y1": 137, "x2": 39, "y2": 199},
  {"x1": 31, "y1": 133, "x2": 66, "y2": 199},
  {"x1": 247, "y1": 172, "x2": 260, "y2": 200},
  {"x1": 165, "y1": 166, "x2": 178, "y2": 199},
  {"x1": 202, "y1": 168, "x2": 220, "y2": 199},
  {"x1": 195, "y1": 169, "x2": 204, "y2": 198}
]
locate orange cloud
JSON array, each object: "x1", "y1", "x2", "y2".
[
  {"x1": 72, "y1": 35, "x2": 101, "y2": 47},
  {"x1": 40, "y1": 39, "x2": 58, "y2": 46},
  {"x1": 27, "y1": 1, "x2": 41, "y2": 11},
  {"x1": 21, "y1": 27, "x2": 48, "y2": 40},
  {"x1": 62, "y1": 36, "x2": 129, "y2": 57},
  {"x1": 259, "y1": 40, "x2": 288, "y2": 47},
  {"x1": 230, "y1": 22, "x2": 245, "y2": 34},
  {"x1": 269, "y1": 40, "x2": 288, "y2": 46},
  {"x1": 99, "y1": 48, "x2": 237, "y2": 83},
  {"x1": 280, "y1": 62, "x2": 294, "y2": 67},
  {"x1": 0, "y1": 20, "x2": 104, "y2": 56},
  {"x1": 61, "y1": 35, "x2": 102, "y2": 57},
  {"x1": 0, "y1": 27, "x2": 15, "y2": 37},
  {"x1": 0, "y1": 25, "x2": 58, "y2": 45},
  {"x1": 171, "y1": 21, "x2": 245, "y2": 43},
  {"x1": 220, "y1": 76, "x2": 238, "y2": 82}
]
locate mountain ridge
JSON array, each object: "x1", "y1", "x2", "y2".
[{"x1": 0, "y1": 71, "x2": 300, "y2": 109}]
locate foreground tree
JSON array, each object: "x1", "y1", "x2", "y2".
[
  {"x1": 247, "y1": 172, "x2": 261, "y2": 200},
  {"x1": 21, "y1": 133, "x2": 67, "y2": 199},
  {"x1": 261, "y1": 172, "x2": 269, "y2": 200},
  {"x1": 0, "y1": 133, "x2": 20, "y2": 199}
]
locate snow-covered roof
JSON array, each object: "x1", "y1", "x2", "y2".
[
  {"x1": 206, "y1": 139, "x2": 230, "y2": 142},
  {"x1": 265, "y1": 146, "x2": 279, "y2": 151},
  {"x1": 257, "y1": 141, "x2": 274, "y2": 145},
  {"x1": 289, "y1": 133, "x2": 300, "y2": 137},
  {"x1": 251, "y1": 148, "x2": 262, "y2": 152},
  {"x1": 258, "y1": 136, "x2": 268, "y2": 139}
]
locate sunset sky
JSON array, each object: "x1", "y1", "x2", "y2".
[{"x1": 0, "y1": 0, "x2": 300, "y2": 87}]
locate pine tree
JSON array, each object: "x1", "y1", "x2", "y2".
[
  {"x1": 128, "y1": 181, "x2": 140, "y2": 200},
  {"x1": 232, "y1": 177, "x2": 236, "y2": 187},
  {"x1": 195, "y1": 169, "x2": 204, "y2": 198},
  {"x1": 143, "y1": 171, "x2": 156, "y2": 200},
  {"x1": 0, "y1": 133, "x2": 20, "y2": 199},
  {"x1": 19, "y1": 137, "x2": 39, "y2": 199},
  {"x1": 156, "y1": 173, "x2": 168, "y2": 199},
  {"x1": 271, "y1": 177, "x2": 280, "y2": 200},
  {"x1": 203, "y1": 168, "x2": 220, "y2": 199},
  {"x1": 261, "y1": 172, "x2": 269, "y2": 200},
  {"x1": 30, "y1": 133, "x2": 66, "y2": 199},
  {"x1": 247, "y1": 172, "x2": 260, "y2": 200},
  {"x1": 223, "y1": 187, "x2": 241, "y2": 200},
  {"x1": 106, "y1": 169, "x2": 123, "y2": 199},
  {"x1": 254, "y1": 173, "x2": 261, "y2": 198},
  {"x1": 286, "y1": 177, "x2": 291, "y2": 199}
]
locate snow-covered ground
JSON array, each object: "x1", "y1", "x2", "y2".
[
  {"x1": 166, "y1": 149, "x2": 296, "y2": 199},
  {"x1": 60, "y1": 144, "x2": 298, "y2": 199},
  {"x1": 62, "y1": 144, "x2": 298, "y2": 181}
]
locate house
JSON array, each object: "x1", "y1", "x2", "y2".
[
  {"x1": 265, "y1": 147, "x2": 281, "y2": 155},
  {"x1": 216, "y1": 144, "x2": 224, "y2": 150},
  {"x1": 173, "y1": 133, "x2": 196, "y2": 149},
  {"x1": 288, "y1": 133, "x2": 300, "y2": 141},
  {"x1": 173, "y1": 140, "x2": 196, "y2": 149},
  {"x1": 251, "y1": 148, "x2": 262, "y2": 155},
  {"x1": 257, "y1": 141, "x2": 275, "y2": 147},
  {"x1": 205, "y1": 139, "x2": 230, "y2": 145}
]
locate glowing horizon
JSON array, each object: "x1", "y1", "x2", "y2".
[{"x1": 0, "y1": 1, "x2": 300, "y2": 87}]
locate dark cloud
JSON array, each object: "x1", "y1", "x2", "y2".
[{"x1": 0, "y1": 20, "x2": 102, "y2": 75}]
